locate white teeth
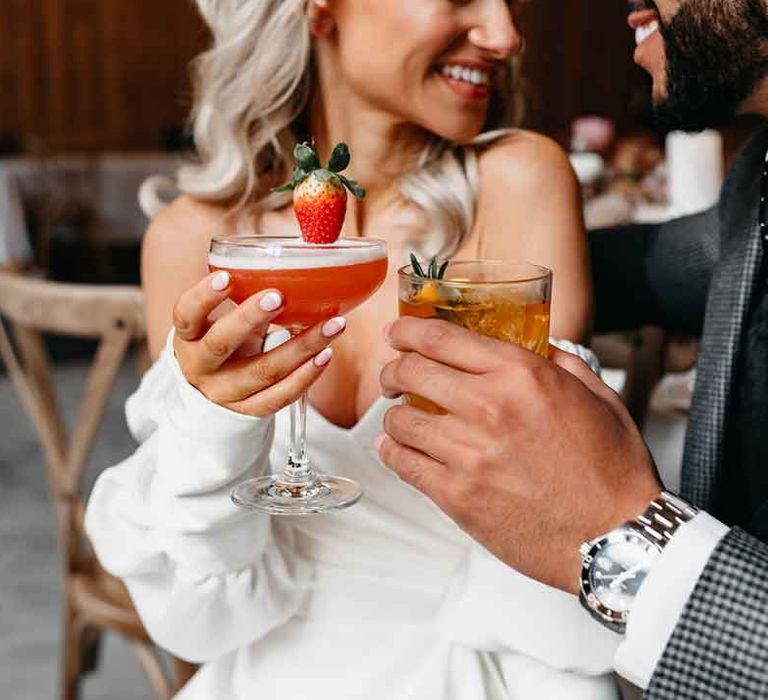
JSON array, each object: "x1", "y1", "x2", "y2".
[
  {"x1": 635, "y1": 20, "x2": 659, "y2": 46},
  {"x1": 440, "y1": 64, "x2": 490, "y2": 86}
]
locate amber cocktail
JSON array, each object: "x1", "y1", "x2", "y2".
[
  {"x1": 398, "y1": 260, "x2": 552, "y2": 413},
  {"x1": 209, "y1": 236, "x2": 388, "y2": 514}
]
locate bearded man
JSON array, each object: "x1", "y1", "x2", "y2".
[{"x1": 376, "y1": 1, "x2": 768, "y2": 697}]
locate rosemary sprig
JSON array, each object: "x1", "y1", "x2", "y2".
[{"x1": 410, "y1": 253, "x2": 449, "y2": 280}]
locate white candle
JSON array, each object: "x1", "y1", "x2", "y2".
[{"x1": 666, "y1": 130, "x2": 724, "y2": 216}]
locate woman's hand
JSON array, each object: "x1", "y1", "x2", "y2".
[{"x1": 171, "y1": 270, "x2": 346, "y2": 418}]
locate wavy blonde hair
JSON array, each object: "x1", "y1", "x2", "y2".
[{"x1": 178, "y1": 0, "x2": 524, "y2": 257}]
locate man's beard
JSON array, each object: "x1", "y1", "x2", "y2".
[{"x1": 654, "y1": 0, "x2": 768, "y2": 132}]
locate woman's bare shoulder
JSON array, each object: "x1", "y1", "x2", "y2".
[
  {"x1": 472, "y1": 130, "x2": 580, "y2": 239},
  {"x1": 477, "y1": 130, "x2": 575, "y2": 194},
  {"x1": 472, "y1": 131, "x2": 589, "y2": 340},
  {"x1": 144, "y1": 195, "x2": 234, "y2": 255},
  {"x1": 142, "y1": 195, "x2": 237, "y2": 276},
  {"x1": 142, "y1": 195, "x2": 237, "y2": 299},
  {"x1": 141, "y1": 196, "x2": 239, "y2": 355}
]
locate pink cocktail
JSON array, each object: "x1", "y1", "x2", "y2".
[
  {"x1": 208, "y1": 236, "x2": 388, "y2": 514},
  {"x1": 210, "y1": 239, "x2": 387, "y2": 335}
]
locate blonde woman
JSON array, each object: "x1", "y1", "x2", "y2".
[{"x1": 86, "y1": 1, "x2": 620, "y2": 697}]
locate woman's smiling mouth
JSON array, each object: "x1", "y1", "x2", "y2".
[{"x1": 435, "y1": 61, "x2": 494, "y2": 101}]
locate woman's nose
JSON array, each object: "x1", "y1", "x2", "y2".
[{"x1": 468, "y1": 1, "x2": 522, "y2": 60}]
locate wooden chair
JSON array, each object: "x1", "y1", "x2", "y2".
[{"x1": 0, "y1": 270, "x2": 195, "y2": 699}]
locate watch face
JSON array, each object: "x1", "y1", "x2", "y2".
[{"x1": 586, "y1": 531, "x2": 659, "y2": 614}]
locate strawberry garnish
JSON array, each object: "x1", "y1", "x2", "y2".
[{"x1": 274, "y1": 142, "x2": 365, "y2": 244}]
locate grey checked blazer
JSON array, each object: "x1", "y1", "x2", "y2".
[{"x1": 591, "y1": 124, "x2": 768, "y2": 699}]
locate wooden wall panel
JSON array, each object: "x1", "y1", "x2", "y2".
[
  {"x1": 105, "y1": 0, "x2": 206, "y2": 149},
  {"x1": 0, "y1": 0, "x2": 45, "y2": 146},
  {"x1": 1, "y1": 1, "x2": 649, "y2": 153},
  {"x1": 518, "y1": 0, "x2": 651, "y2": 143},
  {"x1": 42, "y1": 0, "x2": 110, "y2": 149},
  {"x1": 1, "y1": 0, "x2": 205, "y2": 152}
]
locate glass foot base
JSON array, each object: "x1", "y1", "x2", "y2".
[{"x1": 231, "y1": 475, "x2": 363, "y2": 515}]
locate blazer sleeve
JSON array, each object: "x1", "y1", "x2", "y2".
[
  {"x1": 589, "y1": 206, "x2": 720, "y2": 336},
  {"x1": 645, "y1": 528, "x2": 768, "y2": 699}
]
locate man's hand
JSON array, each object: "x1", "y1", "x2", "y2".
[{"x1": 376, "y1": 317, "x2": 662, "y2": 594}]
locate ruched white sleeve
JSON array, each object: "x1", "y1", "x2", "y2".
[
  {"x1": 85, "y1": 331, "x2": 311, "y2": 663},
  {"x1": 437, "y1": 544, "x2": 622, "y2": 683}
]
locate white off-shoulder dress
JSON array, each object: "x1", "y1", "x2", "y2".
[{"x1": 85, "y1": 333, "x2": 621, "y2": 699}]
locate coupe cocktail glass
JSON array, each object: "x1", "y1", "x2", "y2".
[
  {"x1": 209, "y1": 236, "x2": 388, "y2": 514},
  {"x1": 398, "y1": 260, "x2": 552, "y2": 414}
]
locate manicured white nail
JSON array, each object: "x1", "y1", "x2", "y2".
[
  {"x1": 260, "y1": 292, "x2": 283, "y2": 312},
  {"x1": 314, "y1": 347, "x2": 333, "y2": 367},
  {"x1": 211, "y1": 271, "x2": 230, "y2": 291},
  {"x1": 322, "y1": 317, "x2": 347, "y2": 338}
]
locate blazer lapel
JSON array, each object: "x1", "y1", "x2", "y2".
[{"x1": 681, "y1": 148, "x2": 764, "y2": 509}]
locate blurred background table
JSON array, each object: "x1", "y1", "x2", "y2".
[
  {"x1": 0, "y1": 168, "x2": 32, "y2": 269},
  {"x1": 0, "y1": 153, "x2": 178, "y2": 280}
]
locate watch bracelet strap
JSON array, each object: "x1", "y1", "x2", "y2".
[{"x1": 632, "y1": 490, "x2": 699, "y2": 549}]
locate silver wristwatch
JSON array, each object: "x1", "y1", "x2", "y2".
[{"x1": 578, "y1": 491, "x2": 698, "y2": 633}]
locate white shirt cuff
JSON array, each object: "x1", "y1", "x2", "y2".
[{"x1": 614, "y1": 511, "x2": 730, "y2": 689}]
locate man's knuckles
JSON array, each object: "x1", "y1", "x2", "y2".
[
  {"x1": 458, "y1": 443, "x2": 505, "y2": 481},
  {"x1": 549, "y1": 348, "x2": 592, "y2": 378},
  {"x1": 383, "y1": 405, "x2": 435, "y2": 443},
  {"x1": 379, "y1": 438, "x2": 419, "y2": 480},
  {"x1": 417, "y1": 320, "x2": 458, "y2": 355},
  {"x1": 389, "y1": 352, "x2": 425, "y2": 389}
]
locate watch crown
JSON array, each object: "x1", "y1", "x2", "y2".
[{"x1": 579, "y1": 542, "x2": 590, "y2": 557}]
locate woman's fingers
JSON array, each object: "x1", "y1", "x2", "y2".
[
  {"x1": 172, "y1": 271, "x2": 234, "y2": 342},
  {"x1": 194, "y1": 289, "x2": 285, "y2": 372},
  {"x1": 235, "y1": 347, "x2": 336, "y2": 417},
  {"x1": 215, "y1": 316, "x2": 347, "y2": 401}
]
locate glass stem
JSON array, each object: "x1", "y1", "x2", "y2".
[{"x1": 282, "y1": 391, "x2": 314, "y2": 486}]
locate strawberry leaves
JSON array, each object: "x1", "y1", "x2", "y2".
[
  {"x1": 273, "y1": 141, "x2": 365, "y2": 199},
  {"x1": 327, "y1": 143, "x2": 351, "y2": 172},
  {"x1": 295, "y1": 143, "x2": 321, "y2": 171},
  {"x1": 277, "y1": 141, "x2": 367, "y2": 244},
  {"x1": 337, "y1": 174, "x2": 365, "y2": 198}
]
